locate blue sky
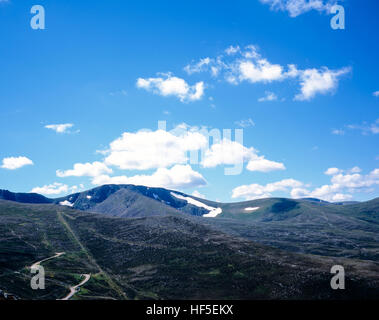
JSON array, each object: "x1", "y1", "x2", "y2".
[{"x1": 0, "y1": 0, "x2": 378, "y2": 202}]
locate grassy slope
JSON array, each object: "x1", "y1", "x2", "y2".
[
  {"x1": 196, "y1": 198, "x2": 379, "y2": 261},
  {"x1": 0, "y1": 200, "x2": 379, "y2": 300}
]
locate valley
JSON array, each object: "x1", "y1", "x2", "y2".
[{"x1": 0, "y1": 185, "x2": 379, "y2": 300}]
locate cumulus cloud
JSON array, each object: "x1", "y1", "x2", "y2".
[
  {"x1": 104, "y1": 124, "x2": 282, "y2": 174},
  {"x1": 294, "y1": 67, "x2": 351, "y2": 101},
  {"x1": 56, "y1": 123, "x2": 284, "y2": 190},
  {"x1": 45, "y1": 123, "x2": 75, "y2": 134},
  {"x1": 136, "y1": 74, "x2": 204, "y2": 102},
  {"x1": 232, "y1": 167, "x2": 379, "y2": 202},
  {"x1": 91, "y1": 165, "x2": 207, "y2": 190},
  {"x1": 184, "y1": 57, "x2": 212, "y2": 74},
  {"x1": 184, "y1": 45, "x2": 350, "y2": 101},
  {"x1": 1, "y1": 156, "x2": 33, "y2": 170},
  {"x1": 201, "y1": 139, "x2": 255, "y2": 168},
  {"x1": 238, "y1": 59, "x2": 284, "y2": 83},
  {"x1": 57, "y1": 161, "x2": 112, "y2": 178},
  {"x1": 259, "y1": 0, "x2": 337, "y2": 17},
  {"x1": 232, "y1": 179, "x2": 303, "y2": 200},
  {"x1": 31, "y1": 182, "x2": 69, "y2": 195},
  {"x1": 225, "y1": 45, "x2": 241, "y2": 55},
  {"x1": 246, "y1": 158, "x2": 286, "y2": 172},
  {"x1": 298, "y1": 168, "x2": 379, "y2": 201},
  {"x1": 201, "y1": 138, "x2": 285, "y2": 173},
  {"x1": 324, "y1": 167, "x2": 341, "y2": 175},
  {"x1": 258, "y1": 91, "x2": 278, "y2": 102},
  {"x1": 349, "y1": 166, "x2": 362, "y2": 173},
  {"x1": 373, "y1": 91, "x2": 379, "y2": 97},
  {"x1": 103, "y1": 126, "x2": 207, "y2": 170}
]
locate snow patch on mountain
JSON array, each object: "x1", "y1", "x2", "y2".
[
  {"x1": 59, "y1": 200, "x2": 74, "y2": 207},
  {"x1": 244, "y1": 207, "x2": 260, "y2": 212},
  {"x1": 170, "y1": 192, "x2": 222, "y2": 218}
]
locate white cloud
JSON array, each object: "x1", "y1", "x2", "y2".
[
  {"x1": 238, "y1": 59, "x2": 284, "y2": 83},
  {"x1": 260, "y1": 0, "x2": 336, "y2": 17},
  {"x1": 184, "y1": 45, "x2": 350, "y2": 101},
  {"x1": 297, "y1": 167, "x2": 379, "y2": 201},
  {"x1": 349, "y1": 166, "x2": 362, "y2": 173},
  {"x1": 57, "y1": 161, "x2": 112, "y2": 178},
  {"x1": 309, "y1": 184, "x2": 352, "y2": 202},
  {"x1": 45, "y1": 123, "x2": 74, "y2": 134},
  {"x1": 294, "y1": 67, "x2": 351, "y2": 101},
  {"x1": 235, "y1": 118, "x2": 255, "y2": 128},
  {"x1": 290, "y1": 187, "x2": 312, "y2": 198},
  {"x1": 1, "y1": 156, "x2": 33, "y2": 170},
  {"x1": 92, "y1": 165, "x2": 207, "y2": 190},
  {"x1": 347, "y1": 119, "x2": 379, "y2": 135},
  {"x1": 246, "y1": 158, "x2": 286, "y2": 172},
  {"x1": 104, "y1": 126, "x2": 207, "y2": 170},
  {"x1": 232, "y1": 178, "x2": 303, "y2": 200},
  {"x1": 258, "y1": 91, "x2": 278, "y2": 102},
  {"x1": 373, "y1": 91, "x2": 379, "y2": 97},
  {"x1": 184, "y1": 57, "x2": 212, "y2": 74},
  {"x1": 201, "y1": 139, "x2": 255, "y2": 168},
  {"x1": 333, "y1": 119, "x2": 379, "y2": 136},
  {"x1": 201, "y1": 139, "x2": 285, "y2": 173},
  {"x1": 243, "y1": 45, "x2": 261, "y2": 59},
  {"x1": 324, "y1": 167, "x2": 341, "y2": 175},
  {"x1": 31, "y1": 183, "x2": 69, "y2": 195},
  {"x1": 330, "y1": 171, "x2": 377, "y2": 189},
  {"x1": 136, "y1": 74, "x2": 205, "y2": 102},
  {"x1": 332, "y1": 129, "x2": 345, "y2": 135},
  {"x1": 225, "y1": 45, "x2": 241, "y2": 55},
  {"x1": 57, "y1": 123, "x2": 283, "y2": 191},
  {"x1": 232, "y1": 167, "x2": 379, "y2": 202}
]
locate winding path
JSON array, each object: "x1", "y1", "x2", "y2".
[
  {"x1": 30, "y1": 252, "x2": 65, "y2": 269},
  {"x1": 58, "y1": 274, "x2": 91, "y2": 300}
]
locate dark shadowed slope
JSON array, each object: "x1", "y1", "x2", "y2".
[{"x1": 0, "y1": 189, "x2": 52, "y2": 204}]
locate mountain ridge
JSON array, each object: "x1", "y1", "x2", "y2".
[
  {"x1": 1, "y1": 184, "x2": 377, "y2": 220},
  {"x1": 1, "y1": 185, "x2": 379, "y2": 261}
]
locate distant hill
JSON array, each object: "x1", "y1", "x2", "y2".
[
  {"x1": 1, "y1": 185, "x2": 379, "y2": 261},
  {"x1": 0, "y1": 189, "x2": 52, "y2": 204},
  {"x1": 2, "y1": 185, "x2": 377, "y2": 222}
]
